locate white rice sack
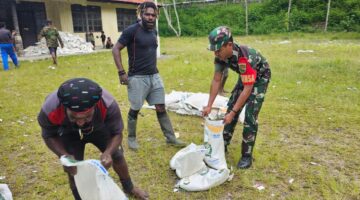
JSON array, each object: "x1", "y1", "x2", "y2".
[
  {"x1": 60, "y1": 156, "x2": 127, "y2": 200},
  {"x1": 170, "y1": 143, "x2": 197, "y2": 170},
  {"x1": 0, "y1": 184, "x2": 13, "y2": 200},
  {"x1": 203, "y1": 119, "x2": 227, "y2": 170},
  {"x1": 170, "y1": 143, "x2": 208, "y2": 178},
  {"x1": 178, "y1": 167, "x2": 230, "y2": 191}
]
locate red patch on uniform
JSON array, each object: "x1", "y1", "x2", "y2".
[{"x1": 238, "y1": 57, "x2": 256, "y2": 85}]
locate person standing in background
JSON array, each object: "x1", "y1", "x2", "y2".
[
  {"x1": 0, "y1": 22, "x2": 19, "y2": 71},
  {"x1": 89, "y1": 31, "x2": 95, "y2": 50},
  {"x1": 100, "y1": 31, "x2": 106, "y2": 48},
  {"x1": 38, "y1": 19, "x2": 64, "y2": 65}
]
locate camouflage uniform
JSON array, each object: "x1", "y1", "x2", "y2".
[
  {"x1": 39, "y1": 26, "x2": 63, "y2": 48},
  {"x1": 212, "y1": 32, "x2": 271, "y2": 157}
]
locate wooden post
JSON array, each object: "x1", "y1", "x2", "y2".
[
  {"x1": 245, "y1": 0, "x2": 248, "y2": 36},
  {"x1": 155, "y1": 0, "x2": 161, "y2": 58},
  {"x1": 10, "y1": 0, "x2": 24, "y2": 56}
]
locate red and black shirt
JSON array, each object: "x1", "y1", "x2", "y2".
[{"x1": 38, "y1": 89, "x2": 123, "y2": 139}]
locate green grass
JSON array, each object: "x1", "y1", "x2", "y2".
[{"x1": 1, "y1": 32, "x2": 360, "y2": 199}]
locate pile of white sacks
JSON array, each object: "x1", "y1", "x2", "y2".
[
  {"x1": 154, "y1": 91, "x2": 247, "y2": 191},
  {"x1": 23, "y1": 32, "x2": 94, "y2": 57},
  {"x1": 143, "y1": 90, "x2": 245, "y2": 123},
  {"x1": 170, "y1": 117, "x2": 233, "y2": 191}
]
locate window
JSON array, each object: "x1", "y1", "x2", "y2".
[
  {"x1": 71, "y1": 4, "x2": 102, "y2": 32},
  {"x1": 116, "y1": 8, "x2": 137, "y2": 32},
  {"x1": 71, "y1": 5, "x2": 85, "y2": 32},
  {"x1": 87, "y1": 6, "x2": 102, "y2": 32}
]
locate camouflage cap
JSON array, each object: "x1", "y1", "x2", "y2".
[{"x1": 208, "y1": 26, "x2": 232, "y2": 51}]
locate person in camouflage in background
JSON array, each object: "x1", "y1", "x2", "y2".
[
  {"x1": 38, "y1": 19, "x2": 64, "y2": 65},
  {"x1": 203, "y1": 26, "x2": 271, "y2": 169}
]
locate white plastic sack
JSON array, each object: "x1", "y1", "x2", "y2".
[
  {"x1": 178, "y1": 167, "x2": 230, "y2": 191},
  {"x1": 239, "y1": 105, "x2": 245, "y2": 123},
  {"x1": 169, "y1": 143, "x2": 208, "y2": 178},
  {"x1": 184, "y1": 93, "x2": 228, "y2": 111},
  {"x1": 170, "y1": 143, "x2": 195, "y2": 169},
  {"x1": 170, "y1": 119, "x2": 232, "y2": 192},
  {"x1": 0, "y1": 184, "x2": 13, "y2": 200},
  {"x1": 203, "y1": 119, "x2": 227, "y2": 170},
  {"x1": 60, "y1": 156, "x2": 127, "y2": 200},
  {"x1": 143, "y1": 91, "x2": 246, "y2": 123}
]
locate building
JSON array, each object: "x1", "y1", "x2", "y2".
[{"x1": 0, "y1": 0, "x2": 147, "y2": 53}]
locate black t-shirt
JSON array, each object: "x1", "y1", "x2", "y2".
[
  {"x1": 101, "y1": 34, "x2": 106, "y2": 41},
  {"x1": 0, "y1": 28, "x2": 12, "y2": 44},
  {"x1": 118, "y1": 22, "x2": 158, "y2": 76}
]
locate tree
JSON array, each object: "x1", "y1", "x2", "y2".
[
  {"x1": 244, "y1": 0, "x2": 248, "y2": 35},
  {"x1": 286, "y1": 0, "x2": 292, "y2": 31},
  {"x1": 162, "y1": 0, "x2": 182, "y2": 37},
  {"x1": 324, "y1": 0, "x2": 331, "y2": 32}
]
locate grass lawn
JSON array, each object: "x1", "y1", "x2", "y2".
[{"x1": 0, "y1": 32, "x2": 359, "y2": 199}]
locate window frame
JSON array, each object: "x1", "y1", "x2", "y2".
[
  {"x1": 71, "y1": 4, "x2": 103, "y2": 33},
  {"x1": 116, "y1": 8, "x2": 137, "y2": 32}
]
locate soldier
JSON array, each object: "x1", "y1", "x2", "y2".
[
  {"x1": 38, "y1": 19, "x2": 64, "y2": 65},
  {"x1": 202, "y1": 26, "x2": 271, "y2": 169},
  {"x1": 112, "y1": 1, "x2": 186, "y2": 150}
]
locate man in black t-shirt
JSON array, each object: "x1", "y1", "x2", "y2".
[
  {"x1": 100, "y1": 31, "x2": 106, "y2": 48},
  {"x1": 112, "y1": 1, "x2": 186, "y2": 150},
  {"x1": 38, "y1": 78, "x2": 149, "y2": 200}
]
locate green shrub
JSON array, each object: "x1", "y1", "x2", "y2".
[{"x1": 158, "y1": 0, "x2": 360, "y2": 36}]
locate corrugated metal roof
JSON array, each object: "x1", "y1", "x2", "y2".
[
  {"x1": 109, "y1": 0, "x2": 146, "y2": 4},
  {"x1": 87, "y1": 0, "x2": 147, "y2": 5}
]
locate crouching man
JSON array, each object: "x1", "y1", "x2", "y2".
[{"x1": 38, "y1": 78, "x2": 149, "y2": 200}]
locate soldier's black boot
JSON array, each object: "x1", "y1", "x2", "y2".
[{"x1": 237, "y1": 155, "x2": 252, "y2": 169}]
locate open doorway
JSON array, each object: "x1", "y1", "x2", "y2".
[{"x1": 17, "y1": 2, "x2": 47, "y2": 48}]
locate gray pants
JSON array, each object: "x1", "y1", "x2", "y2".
[{"x1": 127, "y1": 73, "x2": 165, "y2": 110}]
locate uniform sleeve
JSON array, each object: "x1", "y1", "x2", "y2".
[
  {"x1": 104, "y1": 101, "x2": 124, "y2": 136},
  {"x1": 238, "y1": 57, "x2": 256, "y2": 85},
  {"x1": 38, "y1": 109, "x2": 59, "y2": 139},
  {"x1": 248, "y1": 48, "x2": 267, "y2": 66},
  {"x1": 256, "y1": 51, "x2": 268, "y2": 66},
  {"x1": 56, "y1": 30, "x2": 64, "y2": 46},
  {"x1": 118, "y1": 26, "x2": 134, "y2": 46}
]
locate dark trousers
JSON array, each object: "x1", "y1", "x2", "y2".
[{"x1": 223, "y1": 81, "x2": 269, "y2": 156}]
